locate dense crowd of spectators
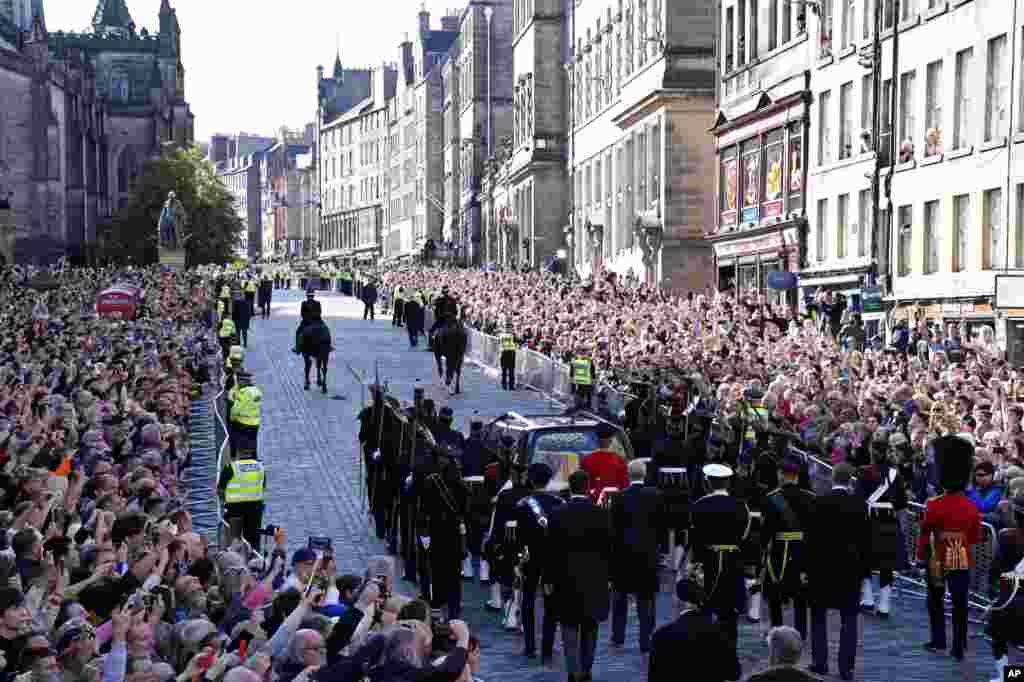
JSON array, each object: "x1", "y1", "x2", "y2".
[
  {"x1": 381, "y1": 267, "x2": 1023, "y2": 521},
  {"x1": 0, "y1": 264, "x2": 486, "y2": 682}
]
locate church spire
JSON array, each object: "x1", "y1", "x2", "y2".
[
  {"x1": 333, "y1": 50, "x2": 343, "y2": 81},
  {"x1": 92, "y1": 0, "x2": 134, "y2": 34}
]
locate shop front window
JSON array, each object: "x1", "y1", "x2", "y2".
[
  {"x1": 763, "y1": 129, "x2": 785, "y2": 221},
  {"x1": 787, "y1": 122, "x2": 804, "y2": 213},
  {"x1": 738, "y1": 263, "x2": 758, "y2": 293},
  {"x1": 720, "y1": 148, "x2": 738, "y2": 231},
  {"x1": 741, "y1": 138, "x2": 760, "y2": 225}
]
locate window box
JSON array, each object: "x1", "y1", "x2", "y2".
[
  {"x1": 839, "y1": 44, "x2": 856, "y2": 60},
  {"x1": 1013, "y1": 132, "x2": 1024, "y2": 145},
  {"x1": 947, "y1": 145, "x2": 974, "y2": 159},
  {"x1": 920, "y1": 153, "x2": 943, "y2": 166},
  {"x1": 925, "y1": 2, "x2": 949, "y2": 20},
  {"x1": 952, "y1": 0, "x2": 971, "y2": 7},
  {"x1": 980, "y1": 137, "x2": 1007, "y2": 152},
  {"x1": 817, "y1": 53, "x2": 834, "y2": 69},
  {"x1": 896, "y1": 159, "x2": 917, "y2": 172}
]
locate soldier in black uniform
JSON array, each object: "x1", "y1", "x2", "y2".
[
  {"x1": 461, "y1": 420, "x2": 491, "y2": 582},
  {"x1": 687, "y1": 463, "x2": 748, "y2": 680},
  {"x1": 514, "y1": 462, "x2": 564, "y2": 662},
  {"x1": 422, "y1": 448, "x2": 470, "y2": 620},
  {"x1": 434, "y1": 407, "x2": 466, "y2": 459},
  {"x1": 855, "y1": 428, "x2": 908, "y2": 618},
  {"x1": 484, "y1": 436, "x2": 531, "y2": 623},
  {"x1": 762, "y1": 452, "x2": 817, "y2": 641},
  {"x1": 357, "y1": 384, "x2": 395, "y2": 540}
]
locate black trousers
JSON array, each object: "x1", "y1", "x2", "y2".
[
  {"x1": 706, "y1": 606, "x2": 739, "y2": 668},
  {"x1": 237, "y1": 325, "x2": 249, "y2": 348},
  {"x1": 927, "y1": 569, "x2": 970, "y2": 655},
  {"x1": 769, "y1": 589, "x2": 809, "y2": 641},
  {"x1": 429, "y1": 543, "x2": 463, "y2": 619},
  {"x1": 522, "y1": 564, "x2": 557, "y2": 657},
  {"x1": 393, "y1": 304, "x2": 404, "y2": 326},
  {"x1": 363, "y1": 302, "x2": 375, "y2": 320},
  {"x1": 224, "y1": 501, "x2": 264, "y2": 548},
  {"x1": 562, "y1": 620, "x2": 599, "y2": 676},
  {"x1": 611, "y1": 590, "x2": 655, "y2": 650},
  {"x1": 408, "y1": 326, "x2": 420, "y2": 348},
  {"x1": 990, "y1": 603, "x2": 1024, "y2": 658},
  {"x1": 811, "y1": 595, "x2": 859, "y2": 675},
  {"x1": 574, "y1": 384, "x2": 593, "y2": 408},
  {"x1": 500, "y1": 351, "x2": 516, "y2": 390}
]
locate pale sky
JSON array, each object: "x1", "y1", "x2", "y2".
[{"x1": 46, "y1": 0, "x2": 458, "y2": 142}]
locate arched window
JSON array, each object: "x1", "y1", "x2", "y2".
[{"x1": 110, "y1": 72, "x2": 130, "y2": 101}]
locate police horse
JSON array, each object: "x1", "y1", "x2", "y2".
[
  {"x1": 433, "y1": 316, "x2": 468, "y2": 396},
  {"x1": 298, "y1": 319, "x2": 333, "y2": 393}
]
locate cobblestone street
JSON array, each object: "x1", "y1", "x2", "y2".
[{"x1": 242, "y1": 290, "x2": 993, "y2": 682}]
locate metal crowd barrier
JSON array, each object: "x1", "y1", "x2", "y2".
[
  {"x1": 423, "y1": 308, "x2": 634, "y2": 416},
  {"x1": 804, "y1": 451, "x2": 996, "y2": 614}
]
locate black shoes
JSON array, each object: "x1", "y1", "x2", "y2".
[{"x1": 923, "y1": 642, "x2": 945, "y2": 654}]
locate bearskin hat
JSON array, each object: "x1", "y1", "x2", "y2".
[{"x1": 932, "y1": 435, "x2": 974, "y2": 493}]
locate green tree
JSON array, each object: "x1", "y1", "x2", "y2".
[{"x1": 98, "y1": 146, "x2": 243, "y2": 267}]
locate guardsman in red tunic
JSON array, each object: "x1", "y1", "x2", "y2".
[
  {"x1": 582, "y1": 425, "x2": 629, "y2": 504},
  {"x1": 917, "y1": 435, "x2": 982, "y2": 661}
]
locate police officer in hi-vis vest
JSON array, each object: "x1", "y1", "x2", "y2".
[
  {"x1": 228, "y1": 371, "x2": 262, "y2": 460},
  {"x1": 571, "y1": 348, "x2": 595, "y2": 408},
  {"x1": 218, "y1": 443, "x2": 267, "y2": 547},
  {"x1": 499, "y1": 323, "x2": 518, "y2": 390}
]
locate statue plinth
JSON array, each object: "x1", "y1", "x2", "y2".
[{"x1": 159, "y1": 247, "x2": 186, "y2": 270}]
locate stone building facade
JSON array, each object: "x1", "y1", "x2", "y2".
[
  {"x1": 318, "y1": 64, "x2": 396, "y2": 264},
  {"x1": 49, "y1": 0, "x2": 194, "y2": 213},
  {"x1": 566, "y1": 0, "x2": 717, "y2": 289},
  {"x1": 0, "y1": 3, "x2": 110, "y2": 265},
  {"x1": 483, "y1": 0, "x2": 571, "y2": 269},
  {"x1": 442, "y1": 0, "x2": 514, "y2": 265},
  {"x1": 381, "y1": 11, "x2": 460, "y2": 261}
]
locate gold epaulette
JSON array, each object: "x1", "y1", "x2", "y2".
[{"x1": 927, "y1": 494, "x2": 946, "y2": 503}]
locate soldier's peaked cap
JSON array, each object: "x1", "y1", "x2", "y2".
[{"x1": 703, "y1": 463, "x2": 733, "y2": 479}]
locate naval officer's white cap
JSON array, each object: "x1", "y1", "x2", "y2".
[{"x1": 703, "y1": 463, "x2": 734, "y2": 479}]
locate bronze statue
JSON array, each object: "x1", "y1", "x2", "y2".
[{"x1": 158, "y1": 191, "x2": 187, "y2": 250}]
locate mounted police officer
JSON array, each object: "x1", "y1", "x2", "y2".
[
  {"x1": 293, "y1": 287, "x2": 322, "y2": 354},
  {"x1": 513, "y1": 462, "x2": 563, "y2": 662},
  {"x1": 762, "y1": 452, "x2": 817, "y2": 641},
  {"x1": 685, "y1": 463, "x2": 748, "y2": 680},
  {"x1": 429, "y1": 286, "x2": 459, "y2": 338},
  {"x1": 856, "y1": 428, "x2": 908, "y2": 618}
]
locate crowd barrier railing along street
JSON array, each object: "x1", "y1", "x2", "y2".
[{"x1": 803, "y1": 451, "x2": 996, "y2": 616}]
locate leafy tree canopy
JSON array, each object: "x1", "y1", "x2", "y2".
[{"x1": 98, "y1": 146, "x2": 243, "y2": 267}]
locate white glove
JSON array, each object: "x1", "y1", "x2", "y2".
[
  {"x1": 420, "y1": 536, "x2": 432, "y2": 550},
  {"x1": 372, "y1": 450, "x2": 382, "y2": 461},
  {"x1": 405, "y1": 474, "x2": 413, "y2": 490}
]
